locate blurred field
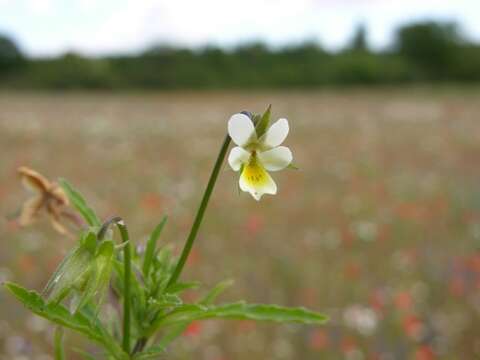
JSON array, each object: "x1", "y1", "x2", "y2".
[{"x1": 1, "y1": 88, "x2": 480, "y2": 359}]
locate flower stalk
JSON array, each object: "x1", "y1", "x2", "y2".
[{"x1": 166, "y1": 133, "x2": 231, "y2": 288}]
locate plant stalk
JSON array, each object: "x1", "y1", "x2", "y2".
[
  {"x1": 54, "y1": 326, "x2": 65, "y2": 360},
  {"x1": 118, "y1": 223, "x2": 132, "y2": 354},
  {"x1": 167, "y1": 133, "x2": 231, "y2": 288},
  {"x1": 98, "y1": 216, "x2": 132, "y2": 354},
  {"x1": 132, "y1": 133, "x2": 231, "y2": 355}
]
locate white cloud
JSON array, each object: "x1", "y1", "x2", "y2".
[
  {"x1": 2, "y1": 0, "x2": 480, "y2": 56},
  {"x1": 26, "y1": 0, "x2": 54, "y2": 15}
]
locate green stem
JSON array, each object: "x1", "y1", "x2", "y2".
[
  {"x1": 54, "y1": 326, "x2": 65, "y2": 360},
  {"x1": 118, "y1": 223, "x2": 132, "y2": 354},
  {"x1": 167, "y1": 134, "x2": 231, "y2": 288},
  {"x1": 98, "y1": 217, "x2": 132, "y2": 355},
  {"x1": 132, "y1": 133, "x2": 231, "y2": 355}
]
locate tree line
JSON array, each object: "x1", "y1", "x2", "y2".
[{"x1": 1, "y1": 21, "x2": 479, "y2": 90}]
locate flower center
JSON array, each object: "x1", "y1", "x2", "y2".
[{"x1": 242, "y1": 153, "x2": 268, "y2": 186}]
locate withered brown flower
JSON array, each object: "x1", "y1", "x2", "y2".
[{"x1": 17, "y1": 166, "x2": 79, "y2": 235}]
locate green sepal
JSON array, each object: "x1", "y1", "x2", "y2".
[
  {"x1": 255, "y1": 104, "x2": 272, "y2": 138},
  {"x1": 43, "y1": 245, "x2": 93, "y2": 304},
  {"x1": 73, "y1": 240, "x2": 115, "y2": 313}
]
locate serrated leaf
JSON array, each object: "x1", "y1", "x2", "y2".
[
  {"x1": 5, "y1": 282, "x2": 128, "y2": 359},
  {"x1": 59, "y1": 179, "x2": 101, "y2": 227},
  {"x1": 146, "y1": 302, "x2": 327, "y2": 336},
  {"x1": 143, "y1": 216, "x2": 167, "y2": 279},
  {"x1": 5, "y1": 282, "x2": 100, "y2": 340},
  {"x1": 200, "y1": 279, "x2": 233, "y2": 305},
  {"x1": 255, "y1": 105, "x2": 271, "y2": 138}
]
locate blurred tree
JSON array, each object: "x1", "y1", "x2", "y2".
[
  {"x1": 348, "y1": 23, "x2": 369, "y2": 52},
  {"x1": 1, "y1": 21, "x2": 479, "y2": 89},
  {"x1": 0, "y1": 34, "x2": 24, "y2": 74},
  {"x1": 25, "y1": 52, "x2": 115, "y2": 89},
  {"x1": 395, "y1": 21, "x2": 462, "y2": 80}
]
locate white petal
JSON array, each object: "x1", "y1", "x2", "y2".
[
  {"x1": 260, "y1": 118, "x2": 289, "y2": 148},
  {"x1": 239, "y1": 159, "x2": 277, "y2": 201},
  {"x1": 228, "y1": 113, "x2": 256, "y2": 147},
  {"x1": 258, "y1": 146, "x2": 292, "y2": 171},
  {"x1": 228, "y1": 146, "x2": 251, "y2": 171}
]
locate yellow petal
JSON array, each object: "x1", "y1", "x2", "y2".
[{"x1": 239, "y1": 154, "x2": 277, "y2": 201}]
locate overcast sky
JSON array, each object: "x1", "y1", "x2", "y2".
[{"x1": 0, "y1": 0, "x2": 479, "y2": 57}]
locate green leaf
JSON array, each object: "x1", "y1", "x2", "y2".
[
  {"x1": 200, "y1": 279, "x2": 234, "y2": 305},
  {"x1": 143, "y1": 216, "x2": 167, "y2": 279},
  {"x1": 152, "y1": 280, "x2": 227, "y2": 349},
  {"x1": 82, "y1": 230, "x2": 98, "y2": 255},
  {"x1": 133, "y1": 344, "x2": 165, "y2": 360},
  {"x1": 5, "y1": 282, "x2": 128, "y2": 360},
  {"x1": 147, "y1": 294, "x2": 182, "y2": 314},
  {"x1": 54, "y1": 326, "x2": 65, "y2": 360},
  {"x1": 255, "y1": 104, "x2": 271, "y2": 138},
  {"x1": 59, "y1": 179, "x2": 101, "y2": 227},
  {"x1": 166, "y1": 281, "x2": 201, "y2": 294},
  {"x1": 5, "y1": 282, "x2": 101, "y2": 340},
  {"x1": 147, "y1": 302, "x2": 327, "y2": 336},
  {"x1": 287, "y1": 163, "x2": 299, "y2": 170},
  {"x1": 150, "y1": 246, "x2": 174, "y2": 297}
]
